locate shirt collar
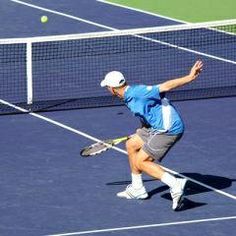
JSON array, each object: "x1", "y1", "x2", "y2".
[
  {"x1": 125, "y1": 85, "x2": 130, "y2": 92},
  {"x1": 124, "y1": 85, "x2": 130, "y2": 102}
]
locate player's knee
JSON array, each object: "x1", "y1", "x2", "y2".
[{"x1": 126, "y1": 138, "x2": 136, "y2": 152}]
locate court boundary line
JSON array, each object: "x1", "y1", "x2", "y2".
[
  {"x1": 9, "y1": 0, "x2": 236, "y2": 65},
  {"x1": 10, "y1": 0, "x2": 116, "y2": 31},
  {"x1": 96, "y1": 0, "x2": 188, "y2": 24},
  {"x1": 45, "y1": 216, "x2": 236, "y2": 236},
  {"x1": 97, "y1": 0, "x2": 236, "y2": 37},
  {"x1": 0, "y1": 98, "x2": 235, "y2": 201}
]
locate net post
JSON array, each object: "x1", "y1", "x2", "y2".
[{"x1": 26, "y1": 40, "x2": 33, "y2": 105}]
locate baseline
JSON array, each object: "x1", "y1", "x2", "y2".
[{"x1": 46, "y1": 216, "x2": 236, "y2": 236}]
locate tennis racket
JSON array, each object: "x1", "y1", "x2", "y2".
[{"x1": 80, "y1": 136, "x2": 130, "y2": 157}]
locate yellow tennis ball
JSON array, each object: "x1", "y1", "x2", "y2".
[{"x1": 41, "y1": 15, "x2": 48, "y2": 23}]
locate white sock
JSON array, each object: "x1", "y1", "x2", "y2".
[
  {"x1": 131, "y1": 173, "x2": 143, "y2": 189},
  {"x1": 161, "y1": 172, "x2": 177, "y2": 189}
]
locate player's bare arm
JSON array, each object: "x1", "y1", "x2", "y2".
[{"x1": 159, "y1": 60, "x2": 203, "y2": 93}]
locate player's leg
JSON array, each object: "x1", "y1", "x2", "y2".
[
  {"x1": 117, "y1": 131, "x2": 152, "y2": 199},
  {"x1": 135, "y1": 149, "x2": 165, "y2": 179},
  {"x1": 119, "y1": 129, "x2": 187, "y2": 210},
  {"x1": 125, "y1": 134, "x2": 143, "y2": 174},
  {"x1": 117, "y1": 128, "x2": 154, "y2": 200},
  {"x1": 135, "y1": 132, "x2": 187, "y2": 210},
  {"x1": 116, "y1": 134, "x2": 148, "y2": 199},
  {"x1": 117, "y1": 128, "x2": 164, "y2": 200}
]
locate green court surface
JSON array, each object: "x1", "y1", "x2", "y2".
[{"x1": 108, "y1": 0, "x2": 236, "y2": 22}]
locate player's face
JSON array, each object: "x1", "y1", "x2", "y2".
[
  {"x1": 107, "y1": 86, "x2": 115, "y2": 95},
  {"x1": 106, "y1": 86, "x2": 123, "y2": 99}
]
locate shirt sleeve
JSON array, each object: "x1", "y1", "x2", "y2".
[{"x1": 136, "y1": 85, "x2": 161, "y2": 99}]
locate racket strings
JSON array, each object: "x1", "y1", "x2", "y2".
[
  {"x1": 80, "y1": 136, "x2": 129, "y2": 157},
  {"x1": 80, "y1": 140, "x2": 112, "y2": 156}
]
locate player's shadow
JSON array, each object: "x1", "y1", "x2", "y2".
[
  {"x1": 159, "y1": 173, "x2": 235, "y2": 211},
  {"x1": 106, "y1": 179, "x2": 155, "y2": 186},
  {"x1": 179, "y1": 173, "x2": 235, "y2": 196},
  {"x1": 106, "y1": 173, "x2": 235, "y2": 211}
]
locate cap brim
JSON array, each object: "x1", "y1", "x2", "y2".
[{"x1": 100, "y1": 80, "x2": 107, "y2": 87}]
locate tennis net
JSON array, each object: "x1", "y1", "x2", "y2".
[{"x1": 0, "y1": 19, "x2": 236, "y2": 114}]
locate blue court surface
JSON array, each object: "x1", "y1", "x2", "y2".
[{"x1": 0, "y1": 1, "x2": 235, "y2": 236}]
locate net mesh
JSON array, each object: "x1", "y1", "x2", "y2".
[{"x1": 0, "y1": 20, "x2": 236, "y2": 114}]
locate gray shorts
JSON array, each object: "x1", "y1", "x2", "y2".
[{"x1": 137, "y1": 127, "x2": 182, "y2": 162}]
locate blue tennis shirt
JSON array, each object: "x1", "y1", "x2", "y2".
[{"x1": 124, "y1": 85, "x2": 184, "y2": 135}]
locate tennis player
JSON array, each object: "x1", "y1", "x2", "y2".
[{"x1": 100, "y1": 60, "x2": 203, "y2": 210}]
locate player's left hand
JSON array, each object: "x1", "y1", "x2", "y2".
[{"x1": 190, "y1": 60, "x2": 203, "y2": 78}]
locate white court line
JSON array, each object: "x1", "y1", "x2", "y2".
[
  {"x1": 96, "y1": 0, "x2": 188, "y2": 24},
  {"x1": 10, "y1": 0, "x2": 236, "y2": 65},
  {"x1": 10, "y1": 0, "x2": 116, "y2": 31},
  {"x1": 46, "y1": 216, "x2": 236, "y2": 236},
  {"x1": 97, "y1": 0, "x2": 236, "y2": 36},
  {"x1": 1, "y1": 98, "x2": 236, "y2": 201}
]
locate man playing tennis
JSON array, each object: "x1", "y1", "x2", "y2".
[{"x1": 100, "y1": 60, "x2": 203, "y2": 210}]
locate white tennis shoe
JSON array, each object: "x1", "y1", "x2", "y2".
[
  {"x1": 117, "y1": 184, "x2": 148, "y2": 199},
  {"x1": 170, "y1": 178, "x2": 187, "y2": 211}
]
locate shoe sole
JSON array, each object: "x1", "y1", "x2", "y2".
[
  {"x1": 174, "y1": 194, "x2": 184, "y2": 211},
  {"x1": 117, "y1": 192, "x2": 148, "y2": 200},
  {"x1": 137, "y1": 193, "x2": 149, "y2": 199},
  {"x1": 173, "y1": 179, "x2": 188, "y2": 211}
]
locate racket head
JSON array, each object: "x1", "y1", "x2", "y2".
[
  {"x1": 80, "y1": 139, "x2": 114, "y2": 157},
  {"x1": 80, "y1": 136, "x2": 129, "y2": 157}
]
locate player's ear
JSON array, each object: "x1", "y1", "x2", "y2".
[{"x1": 111, "y1": 87, "x2": 116, "y2": 95}]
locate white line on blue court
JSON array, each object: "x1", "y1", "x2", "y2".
[
  {"x1": 96, "y1": 0, "x2": 188, "y2": 23},
  {"x1": 0, "y1": 99, "x2": 235, "y2": 201},
  {"x1": 97, "y1": 0, "x2": 236, "y2": 37},
  {"x1": 10, "y1": 0, "x2": 236, "y2": 65},
  {"x1": 45, "y1": 216, "x2": 236, "y2": 236},
  {"x1": 10, "y1": 0, "x2": 116, "y2": 31}
]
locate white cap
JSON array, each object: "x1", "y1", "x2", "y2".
[{"x1": 100, "y1": 71, "x2": 126, "y2": 88}]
